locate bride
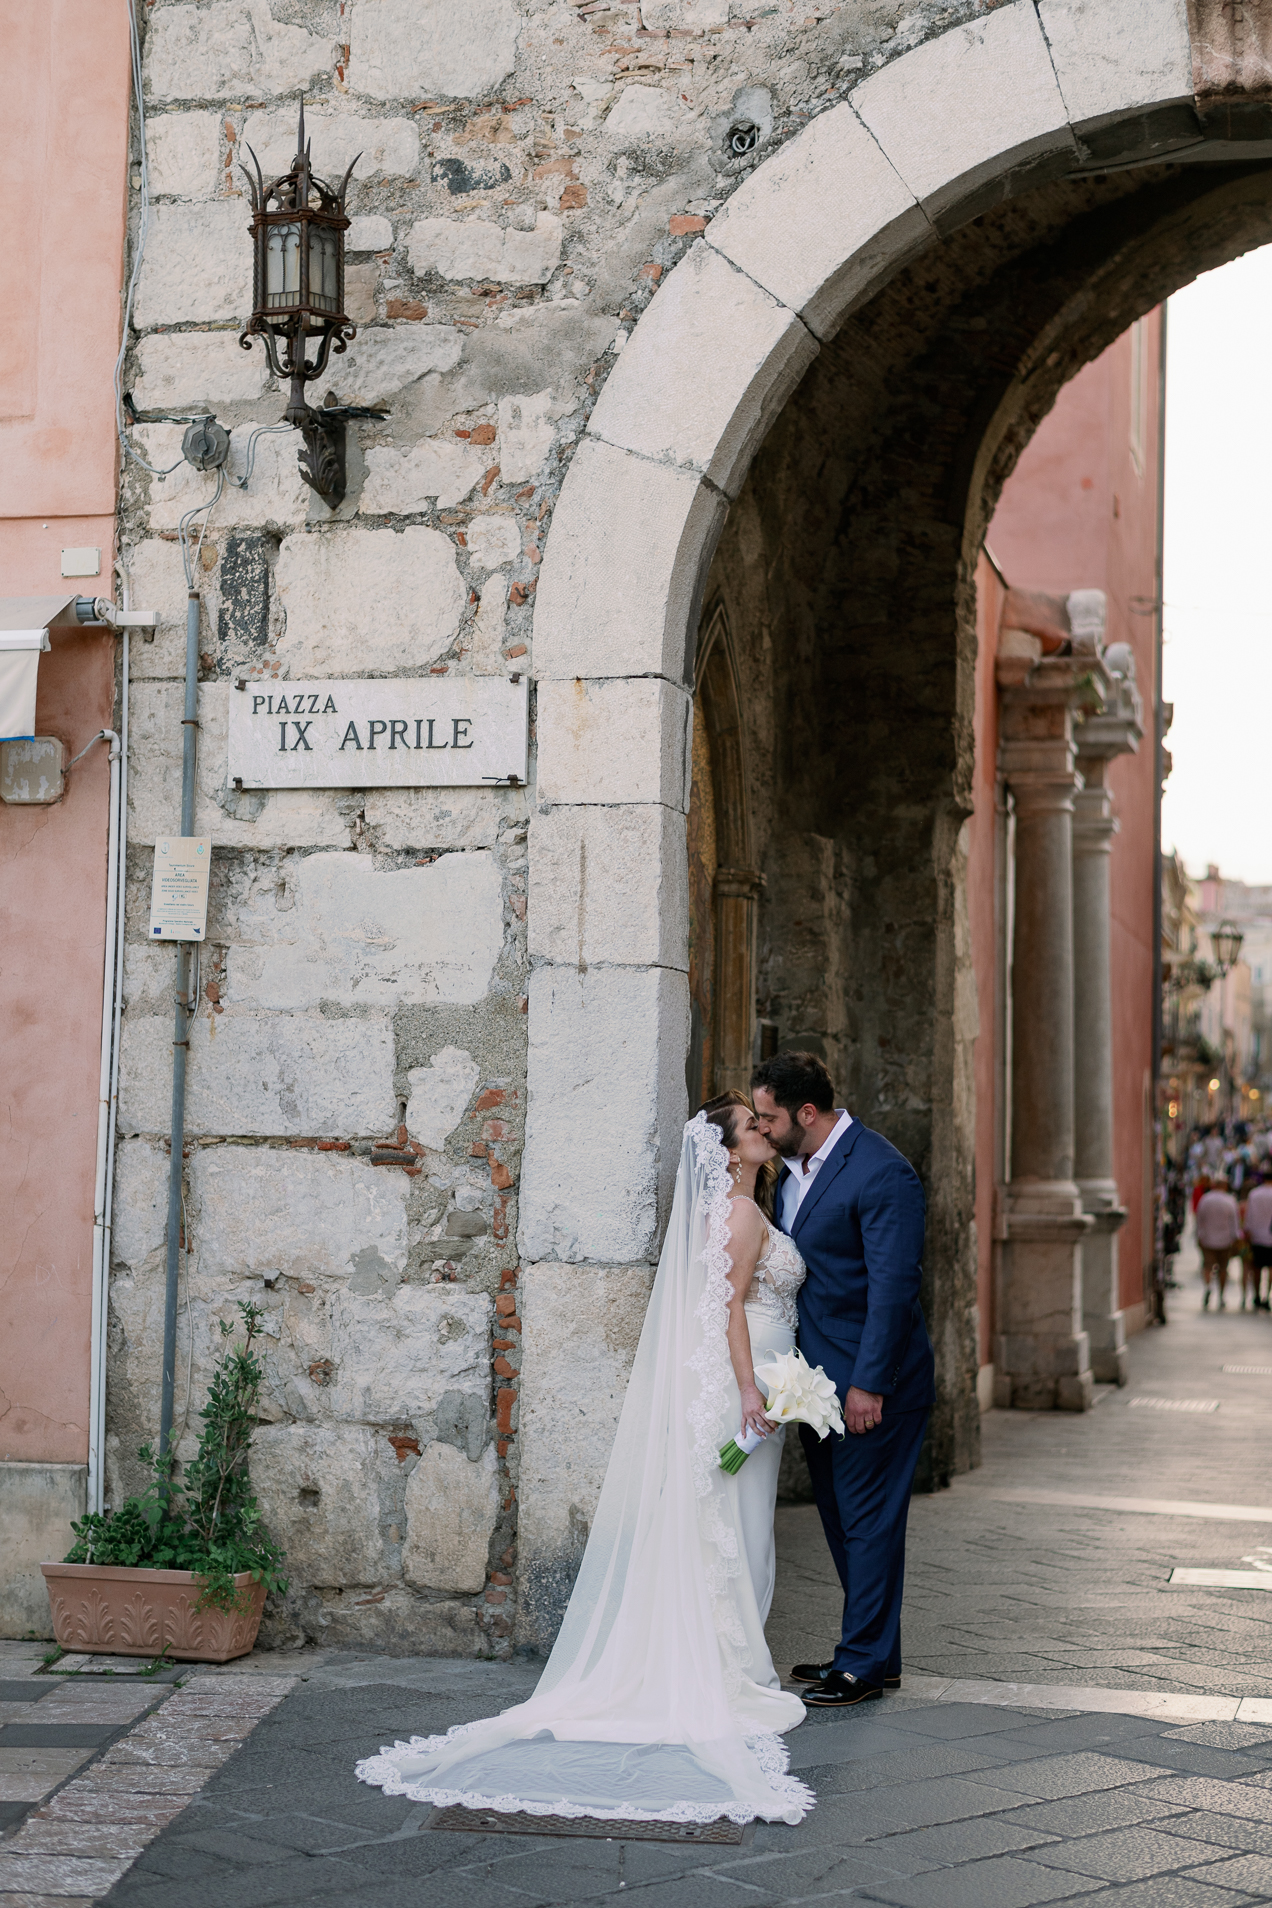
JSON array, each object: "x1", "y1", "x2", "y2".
[{"x1": 356, "y1": 1090, "x2": 815, "y2": 1825}]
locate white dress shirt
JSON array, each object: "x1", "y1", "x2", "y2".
[{"x1": 779, "y1": 1109, "x2": 853, "y2": 1232}]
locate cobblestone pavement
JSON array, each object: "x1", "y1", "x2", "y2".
[
  {"x1": 87, "y1": 1676, "x2": 1272, "y2": 1908},
  {"x1": 0, "y1": 1648, "x2": 296, "y2": 1906},
  {"x1": 10, "y1": 1253, "x2": 1272, "y2": 1906},
  {"x1": 771, "y1": 1257, "x2": 1272, "y2": 1700}
]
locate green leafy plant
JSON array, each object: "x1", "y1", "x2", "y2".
[{"x1": 65, "y1": 1302, "x2": 287, "y2": 1612}]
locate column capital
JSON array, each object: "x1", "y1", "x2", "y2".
[
  {"x1": 996, "y1": 652, "x2": 1099, "y2": 707},
  {"x1": 1008, "y1": 767, "x2": 1083, "y2": 819},
  {"x1": 1073, "y1": 664, "x2": 1141, "y2": 853},
  {"x1": 1075, "y1": 668, "x2": 1143, "y2": 769},
  {"x1": 713, "y1": 866, "x2": 765, "y2": 902},
  {"x1": 997, "y1": 655, "x2": 1097, "y2": 795},
  {"x1": 1072, "y1": 783, "x2": 1119, "y2": 852}
]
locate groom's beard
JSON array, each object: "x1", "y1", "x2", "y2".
[{"x1": 771, "y1": 1122, "x2": 807, "y2": 1159}]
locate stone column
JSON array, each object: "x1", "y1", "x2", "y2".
[
  {"x1": 996, "y1": 652, "x2": 1094, "y2": 1411},
  {"x1": 1072, "y1": 657, "x2": 1143, "y2": 1384},
  {"x1": 713, "y1": 866, "x2": 764, "y2": 1093}
]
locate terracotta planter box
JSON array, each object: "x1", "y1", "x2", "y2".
[{"x1": 41, "y1": 1562, "x2": 266, "y2": 1663}]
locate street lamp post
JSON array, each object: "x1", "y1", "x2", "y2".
[{"x1": 1209, "y1": 923, "x2": 1244, "y2": 1127}]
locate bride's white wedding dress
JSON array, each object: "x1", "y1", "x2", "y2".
[
  {"x1": 355, "y1": 1114, "x2": 815, "y2": 1825},
  {"x1": 727, "y1": 1203, "x2": 807, "y2": 1637}
]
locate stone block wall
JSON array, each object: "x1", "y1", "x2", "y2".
[{"x1": 115, "y1": 0, "x2": 946, "y2": 1659}]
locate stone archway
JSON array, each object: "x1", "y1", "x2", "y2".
[{"x1": 516, "y1": 0, "x2": 1272, "y2": 1616}]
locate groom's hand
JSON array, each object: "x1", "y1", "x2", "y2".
[{"x1": 844, "y1": 1387, "x2": 883, "y2": 1435}]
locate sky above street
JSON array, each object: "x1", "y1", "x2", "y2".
[{"x1": 1162, "y1": 245, "x2": 1272, "y2": 887}]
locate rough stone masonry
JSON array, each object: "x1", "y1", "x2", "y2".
[{"x1": 109, "y1": 0, "x2": 1050, "y2": 1658}]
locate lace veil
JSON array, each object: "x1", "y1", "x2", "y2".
[{"x1": 356, "y1": 1112, "x2": 811, "y2": 1825}]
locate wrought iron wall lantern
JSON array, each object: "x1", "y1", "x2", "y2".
[{"x1": 239, "y1": 102, "x2": 385, "y2": 511}]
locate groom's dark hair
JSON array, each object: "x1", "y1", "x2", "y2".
[{"x1": 751, "y1": 1050, "x2": 835, "y2": 1114}]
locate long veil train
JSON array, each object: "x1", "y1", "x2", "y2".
[{"x1": 355, "y1": 1112, "x2": 813, "y2": 1825}]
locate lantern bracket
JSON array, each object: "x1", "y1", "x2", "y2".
[{"x1": 295, "y1": 396, "x2": 391, "y2": 512}]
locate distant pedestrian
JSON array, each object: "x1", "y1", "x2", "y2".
[
  {"x1": 1196, "y1": 1176, "x2": 1241, "y2": 1310},
  {"x1": 1242, "y1": 1173, "x2": 1272, "y2": 1313}
]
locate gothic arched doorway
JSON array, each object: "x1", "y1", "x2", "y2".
[{"x1": 686, "y1": 602, "x2": 765, "y2": 1109}]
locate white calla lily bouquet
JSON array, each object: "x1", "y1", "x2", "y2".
[{"x1": 719, "y1": 1349, "x2": 845, "y2": 1473}]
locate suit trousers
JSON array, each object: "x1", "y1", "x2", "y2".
[{"x1": 800, "y1": 1404, "x2": 929, "y2": 1686}]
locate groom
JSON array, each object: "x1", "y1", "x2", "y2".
[{"x1": 753, "y1": 1050, "x2": 934, "y2": 1708}]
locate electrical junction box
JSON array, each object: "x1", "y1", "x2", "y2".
[
  {"x1": 0, "y1": 737, "x2": 66, "y2": 804},
  {"x1": 60, "y1": 548, "x2": 101, "y2": 578},
  {"x1": 149, "y1": 837, "x2": 212, "y2": 940}
]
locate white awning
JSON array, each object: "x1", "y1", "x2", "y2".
[
  {"x1": 0, "y1": 648, "x2": 42, "y2": 741},
  {"x1": 0, "y1": 596, "x2": 95, "y2": 742},
  {"x1": 0, "y1": 593, "x2": 89, "y2": 632}
]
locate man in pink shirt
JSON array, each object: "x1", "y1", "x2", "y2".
[
  {"x1": 1242, "y1": 1172, "x2": 1272, "y2": 1312},
  {"x1": 1196, "y1": 1176, "x2": 1242, "y2": 1310}
]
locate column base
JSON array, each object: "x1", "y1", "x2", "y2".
[
  {"x1": 1080, "y1": 1201, "x2": 1128, "y2": 1388},
  {"x1": 1091, "y1": 1345, "x2": 1128, "y2": 1386},
  {"x1": 994, "y1": 1368, "x2": 1094, "y2": 1412},
  {"x1": 996, "y1": 1185, "x2": 1095, "y2": 1412}
]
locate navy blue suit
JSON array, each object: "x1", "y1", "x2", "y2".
[{"x1": 780, "y1": 1118, "x2": 934, "y2": 1686}]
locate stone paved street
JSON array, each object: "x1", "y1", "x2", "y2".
[
  {"x1": 0, "y1": 1652, "x2": 296, "y2": 1907},
  {"x1": 773, "y1": 1257, "x2": 1272, "y2": 1700},
  {"x1": 8, "y1": 1258, "x2": 1272, "y2": 1906},
  {"x1": 86, "y1": 1674, "x2": 1272, "y2": 1908}
]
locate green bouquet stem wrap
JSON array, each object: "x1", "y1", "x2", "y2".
[{"x1": 719, "y1": 1425, "x2": 768, "y2": 1473}]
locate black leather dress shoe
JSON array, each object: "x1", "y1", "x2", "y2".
[
  {"x1": 802, "y1": 1671, "x2": 884, "y2": 1707},
  {"x1": 792, "y1": 1661, "x2": 901, "y2": 1690}
]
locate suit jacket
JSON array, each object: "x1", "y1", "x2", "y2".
[{"x1": 780, "y1": 1121, "x2": 935, "y2": 1413}]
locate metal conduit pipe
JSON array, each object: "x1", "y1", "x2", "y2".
[
  {"x1": 86, "y1": 557, "x2": 135, "y2": 1515},
  {"x1": 160, "y1": 590, "x2": 200, "y2": 1459},
  {"x1": 86, "y1": 723, "x2": 123, "y2": 1516}
]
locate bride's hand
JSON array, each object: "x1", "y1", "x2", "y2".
[{"x1": 740, "y1": 1383, "x2": 776, "y2": 1438}]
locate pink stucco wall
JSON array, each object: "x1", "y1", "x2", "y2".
[
  {"x1": 0, "y1": 1, "x2": 130, "y2": 1466},
  {"x1": 1, "y1": 3, "x2": 131, "y2": 521},
  {"x1": 968, "y1": 315, "x2": 1163, "y2": 1359}
]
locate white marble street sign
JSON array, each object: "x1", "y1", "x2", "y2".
[{"x1": 227, "y1": 676, "x2": 528, "y2": 790}]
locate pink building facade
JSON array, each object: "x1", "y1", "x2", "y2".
[
  {"x1": 1, "y1": 3, "x2": 131, "y2": 1628},
  {"x1": 969, "y1": 314, "x2": 1163, "y2": 1402}
]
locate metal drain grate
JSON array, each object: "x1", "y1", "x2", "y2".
[
  {"x1": 1223, "y1": 1366, "x2": 1272, "y2": 1376},
  {"x1": 1128, "y1": 1397, "x2": 1219, "y2": 1412},
  {"x1": 428, "y1": 1805, "x2": 748, "y2": 1843}
]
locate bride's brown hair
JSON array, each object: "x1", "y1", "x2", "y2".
[{"x1": 698, "y1": 1089, "x2": 779, "y2": 1221}]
